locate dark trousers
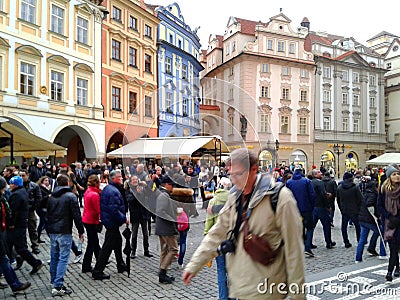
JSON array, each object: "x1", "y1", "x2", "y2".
[
  {"x1": 313, "y1": 207, "x2": 333, "y2": 245},
  {"x1": 36, "y1": 208, "x2": 47, "y2": 240},
  {"x1": 7, "y1": 228, "x2": 40, "y2": 267},
  {"x1": 301, "y1": 211, "x2": 314, "y2": 252},
  {"x1": 28, "y1": 210, "x2": 39, "y2": 250},
  {"x1": 82, "y1": 223, "x2": 100, "y2": 271},
  {"x1": 92, "y1": 227, "x2": 123, "y2": 275},
  {"x1": 341, "y1": 213, "x2": 360, "y2": 244},
  {"x1": 388, "y1": 240, "x2": 400, "y2": 273},
  {"x1": 131, "y1": 220, "x2": 149, "y2": 255}
]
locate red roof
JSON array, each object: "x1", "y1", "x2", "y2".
[
  {"x1": 234, "y1": 17, "x2": 267, "y2": 35},
  {"x1": 334, "y1": 50, "x2": 356, "y2": 61}
]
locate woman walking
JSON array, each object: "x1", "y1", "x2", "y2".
[
  {"x1": 36, "y1": 176, "x2": 53, "y2": 243},
  {"x1": 81, "y1": 175, "x2": 101, "y2": 273}
]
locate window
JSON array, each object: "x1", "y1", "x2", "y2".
[
  {"x1": 282, "y1": 66, "x2": 290, "y2": 76},
  {"x1": 229, "y1": 87, "x2": 233, "y2": 99},
  {"x1": 20, "y1": 62, "x2": 35, "y2": 95},
  {"x1": 300, "y1": 90, "x2": 308, "y2": 102},
  {"x1": 129, "y1": 16, "x2": 137, "y2": 30},
  {"x1": 280, "y1": 116, "x2": 289, "y2": 133},
  {"x1": 229, "y1": 66, "x2": 234, "y2": 76},
  {"x1": 145, "y1": 25, "x2": 152, "y2": 38},
  {"x1": 112, "y1": 6, "x2": 121, "y2": 22},
  {"x1": 112, "y1": 40, "x2": 121, "y2": 61},
  {"x1": 387, "y1": 63, "x2": 392, "y2": 70},
  {"x1": 0, "y1": 1, "x2": 3, "y2": 11},
  {"x1": 77, "y1": 78, "x2": 88, "y2": 106},
  {"x1": 323, "y1": 116, "x2": 330, "y2": 130},
  {"x1": 323, "y1": 90, "x2": 331, "y2": 102},
  {"x1": 182, "y1": 64, "x2": 187, "y2": 79},
  {"x1": 182, "y1": 98, "x2": 188, "y2": 116},
  {"x1": 165, "y1": 57, "x2": 172, "y2": 74},
  {"x1": 145, "y1": 54, "x2": 151, "y2": 73},
  {"x1": 259, "y1": 114, "x2": 269, "y2": 133},
  {"x1": 145, "y1": 95, "x2": 152, "y2": 116},
  {"x1": 323, "y1": 66, "x2": 331, "y2": 78},
  {"x1": 301, "y1": 69, "x2": 308, "y2": 78},
  {"x1": 165, "y1": 92, "x2": 172, "y2": 112},
  {"x1": 261, "y1": 63, "x2": 269, "y2": 73},
  {"x1": 370, "y1": 120, "x2": 376, "y2": 133},
  {"x1": 77, "y1": 17, "x2": 88, "y2": 44},
  {"x1": 299, "y1": 117, "x2": 307, "y2": 134},
  {"x1": 342, "y1": 93, "x2": 348, "y2": 104},
  {"x1": 353, "y1": 94, "x2": 360, "y2": 106},
  {"x1": 282, "y1": 88, "x2": 289, "y2": 100},
  {"x1": 129, "y1": 47, "x2": 137, "y2": 67},
  {"x1": 129, "y1": 91, "x2": 137, "y2": 113},
  {"x1": 267, "y1": 40, "x2": 273, "y2": 50},
  {"x1": 289, "y1": 43, "x2": 295, "y2": 54},
  {"x1": 369, "y1": 75, "x2": 376, "y2": 85},
  {"x1": 111, "y1": 86, "x2": 121, "y2": 110},
  {"x1": 229, "y1": 115, "x2": 234, "y2": 134},
  {"x1": 50, "y1": 71, "x2": 64, "y2": 101},
  {"x1": 353, "y1": 119, "x2": 360, "y2": 132},
  {"x1": 369, "y1": 97, "x2": 376, "y2": 108},
  {"x1": 385, "y1": 98, "x2": 389, "y2": 115},
  {"x1": 225, "y1": 45, "x2": 230, "y2": 55},
  {"x1": 342, "y1": 70, "x2": 348, "y2": 81},
  {"x1": 278, "y1": 41, "x2": 285, "y2": 52},
  {"x1": 353, "y1": 72, "x2": 359, "y2": 83},
  {"x1": 51, "y1": 5, "x2": 64, "y2": 34},
  {"x1": 261, "y1": 86, "x2": 268, "y2": 98},
  {"x1": 178, "y1": 40, "x2": 182, "y2": 48},
  {"x1": 342, "y1": 118, "x2": 349, "y2": 131},
  {"x1": 169, "y1": 34, "x2": 173, "y2": 43},
  {"x1": 232, "y1": 41, "x2": 236, "y2": 52},
  {"x1": 21, "y1": 0, "x2": 36, "y2": 23}
]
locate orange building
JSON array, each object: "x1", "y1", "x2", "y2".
[{"x1": 101, "y1": 0, "x2": 159, "y2": 154}]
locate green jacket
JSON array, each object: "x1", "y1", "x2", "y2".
[{"x1": 203, "y1": 188, "x2": 229, "y2": 235}]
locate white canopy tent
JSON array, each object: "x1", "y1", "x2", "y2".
[
  {"x1": 106, "y1": 135, "x2": 229, "y2": 159},
  {"x1": 365, "y1": 153, "x2": 400, "y2": 165}
]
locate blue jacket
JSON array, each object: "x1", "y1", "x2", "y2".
[
  {"x1": 286, "y1": 171, "x2": 316, "y2": 213},
  {"x1": 100, "y1": 181, "x2": 126, "y2": 229}
]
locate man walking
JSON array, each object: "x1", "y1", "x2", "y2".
[
  {"x1": 183, "y1": 149, "x2": 305, "y2": 299},
  {"x1": 92, "y1": 170, "x2": 129, "y2": 280},
  {"x1": 286, "y1": 167, "x2": 316, "y2": 257},
  {"x1": 47, "y1": 175, "x2": 84, "y2": 296}
]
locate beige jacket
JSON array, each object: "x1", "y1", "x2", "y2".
[{"x1": 185, "y1": 174, "x2": 305, "y2": 300}]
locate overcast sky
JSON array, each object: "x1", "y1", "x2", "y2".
[{"x1": 148, "y1": 0, "x2": 399, "y2": 49}]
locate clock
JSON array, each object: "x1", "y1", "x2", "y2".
[
  {"x1": 40, "y1": 86, "x2": 47, "y2": 94},
  {"x1": 393, "y1": 46, "x2": 399, "y2": 52}
]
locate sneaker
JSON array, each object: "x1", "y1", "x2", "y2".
[
  {"x1": 326, "y1": 242, "x2": 336, "y2": 249},
  {"x1": 367, "y1": 249, "x2": 379, "y2": 256},
  {"x1": 379, "y1": 256, "x2": 389, "y2": 260},
  {"x1": 345, "y1": 243, "x2": 352, "y2": 248},
  {"x1": 311, "y1": 244, "x2": 317, "y2": 249},
  {"x1": 386, "y1": 273, "x2": 393, "y2": 282},
  {"x1": 177, "y1": 263, "x2": 184, "y2": 269},
  {"x1": 355, "y1": 260, "x2": 361, "y2": 264},
  {"x1": 73, "y1": 253, "x2": 82, "y2": 264},
  {"x1": 304, "y1": 250, "x2": 314, "y2": 257},
  {"x1": 51, "y1": 285, "x2": 72, "y2": 297}
]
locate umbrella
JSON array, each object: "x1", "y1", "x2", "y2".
[
  {"x1": 367, "y1": 207, "x2": 388, "y2": 253},
  {"x1": 122, "y1": 225, "x2": 132, "y2": 277}
]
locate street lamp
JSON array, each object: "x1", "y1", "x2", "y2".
[
  {"x1": 333, "y1": 143, "x2": 345, "y2": 179},
  {"x1": 275, "y1": 140, "x2": 280, "y2": 168}
]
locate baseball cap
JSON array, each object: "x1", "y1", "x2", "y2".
[{"x1": 9, "y1": 176, "x2": 23, "y2": 187}]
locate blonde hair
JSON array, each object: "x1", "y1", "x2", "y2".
[
  {"x1": 382, "y1": 177, "x2": 398, "y2": 192},
  {"x1": 87, "y1": 174, "x2": 100, "y2": 187}
]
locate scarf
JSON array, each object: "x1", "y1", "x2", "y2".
[{"x1": 385, "y1": 185, "x2": 400, "y2": 216}]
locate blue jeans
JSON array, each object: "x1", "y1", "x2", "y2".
[
  {"x1": 301, "y1": 211, "x2": 314, "y2": 252},
  {"x1": 356, "y1": 222, "x2": 386, "y2": 261},
  {"x1": 0, "y1": 255, "x2": 21, "y2": 291},
  {"x1": 313, "y1": 207, "x2": 333, "y2": 245},
  {"x1": 50, "y1": 234, "x2": 72, "y2": 288},
  {"x1": 215, "y1": 255, "x2": 235, "y2": 300},
  {"x1": 178, "y1": 230, "x2": 187, "y2": 265}
]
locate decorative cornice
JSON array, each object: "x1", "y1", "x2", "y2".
[
  {"x1": 369, "y1": 113, "x2": 377, "y2": 118},
  {"x1": 352, "y1": 111, "x2": 361, "y2": 116},
  {"x1": 342, "y1": 110, "x2": 350, "y2": 115},
  {"x1": 259, "y1": 104, "x2": 272, "y2": 112},
  {"x1": 278, "y1": 106, "x2": 292, "y2": 114},
  {"x1": 322, "y1": 108, "x2": 332, "y2": 114},
  {"x1": 342, "y1": 85, "x2": 350, "y2": 91},
  {"x1": 297, "y1": 107, "x2": 310, "y2": 115}
]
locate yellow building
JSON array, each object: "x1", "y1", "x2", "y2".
[{"x1": 0, "y1": 0, "x2": 106, "y2": 162}]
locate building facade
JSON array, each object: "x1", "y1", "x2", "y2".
[
  {"x1": 306, "y1": 29, "x2": 386, "y2": 175},
  {"x1": 0, "y1": 0, "x2": 105, "y2": 162},
  {"x1": 201, "y1": 13, "x2": 315, "y2": 171},
  {"x1": 101, "y1": 0, "x2": 159, "y2": 155},
  {"x1": 151, "y1": 3, "x2": 203, "y2": 137}
]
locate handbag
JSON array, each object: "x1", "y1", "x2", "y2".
[
  {"x1": 242, "y1": 208, "x2": 283, "y2": 266},
  {"x1": 96, "y1": 221, "x2": 103, "y2": 233}
]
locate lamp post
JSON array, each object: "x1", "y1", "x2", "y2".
[
  {"x1": 333, "y1": 143, "x2": 345, "y2": 179},
  {"x1": 275, "y1": 140, "x2": 280, "y2": 168}
]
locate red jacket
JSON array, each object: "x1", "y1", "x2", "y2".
[{"x1": 82, "y1": 186, "x2": 101, "y2": 224}]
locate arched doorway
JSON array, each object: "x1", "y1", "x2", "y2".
[
  {"x1": 321, "y1": 150, "x2": 335, "y2": 169},
  {"x1": 290, "y1": 150, "x2": 307, "y2": 171},
  {"x1": 259, "y1": 150, "x2": 273, "y2": 172},
  {"x1": 345, "y1": 152, "x2": 359, "y2": 171},
  {"x1": 53, "y1": 125, "x2": 97, "y2": 163},
  {"x1": 106, "y1": 131, "x2": 125, "y2": 153}
]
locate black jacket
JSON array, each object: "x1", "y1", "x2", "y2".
[
  {"x1": 126, "y1": 185, "x2": 151, "y2": 222},
  {"x1": 312, "y1": 178, "x2": 329, "y2": 208},
  {"x1": 358, "y1": 182, "x2": 378, "y2": 224},
  {"x1": 24, "y1": 180, "x2": 42, "y2": 210},
  {"x1": 8, "y1": 186, "x2": 29, "y2": 228},
  {"x1": 337, "y1": 180, "x2": 363, "y2": 215},
  {"x1": 46, "y1": 186, "x2": 84, "y2": 235}
]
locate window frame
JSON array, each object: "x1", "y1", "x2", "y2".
[
  {"x1": 20, "y1": 62, "x2": 35, "y2": 96},
  {"x1": 129, "y1": 16, "x2": 137, "y2": 30},
  {"x1": 282, "y1": 88, "x2": 290, "y2": 100},
  {"x1": 277, "y1": 41, "x2": 285, "y2": 52},
  {"x1": 342, "y1": 92, "x2": 349, "y2": 105},
  {"x1": 300, "y1": 90, "x2": 308, "y2": 102},
  {"x1": 21, "y1": 0, "x2": 36, "y2": 23},
  {"x1": 323, "y1": 66, "x2": 331, "y2": 78},
  {"x1": 111, "y1": 86, "x2": 121, "y2": 110},
  {"x1": 369, "y1": 96, "x2": 376, "y2": 108},
  {"x1": 144, "y1": 95, "x2": 152, "y2": 117},
  {"x1": 51, "y1": 4, "x2": 64, "y2": 35},
  {"x1": 342, "y1": 118, "x2": 349, "y2": 131},
  {"x1": 261, "y1": 63, "x2": 269, "y2": 73},
  {"x1": 112, "y1": 6, "x2": 122, "y2": 22},
  {"x1": 353, "y1": 118, "x2": 360, "y2": 132},
  {"x1": 129, "y1": 47, "x2": 137, "y2": 67},
  {"x1": 76, "y1": 77, "x2": 88, "y2": 106},
  {"x1": 282, "y1": 66, "x2": 290, "y2": 76},
  {"x1": 261, "y1": 86, "x2": 268, "y2": 98},
  {"x1": 342, "y1": 70, "x2": 348, "y2": 81},
  {"x1": 182, "y1": 64, "x2": 188, "y2": 79},
  {"x1": 50, "y1": 70, "x2": 64, "y2": 102},
  {"x1": 299, "y1": 117, "x2": 307, "y2": 134},
  {"x1": 300, "y1": 69, "x2": 308, "y2": 78},
  {"x1": 280, "y1": 115, "x2": 289, "y2": 133},
  {"x1": 165, "y1": 57, "x2": 172, "y2": 74},
  {"x1": 353, "y1": 72, "x2": 359, "y2": 83},
  {"x1": 144, "y1": 54, "x2": 151, "y2": 73},
  {"x1": 323, "y1": 116, "x2": 331, "y2": 130},
  {"x1": 129, "y1": 91, "x2": 137, "y2": 114},
  {"x1": 259, "y1": 114, "x2": 269, "y2": 133},
  {"x1": 111, "y1": 39, "x2": 121, "y2": 61},
  {"x1": 267, "y1": 40, "x2": 273, "y2": 50},
  {"x1": 77, "y1": 16, "x2": 89, "y2": 44},
  {"x1": 289, "y1": 43, "x2": 295, "y2": 54},
  {"x1": 370, "y1": 120, "x2": 376, "y2": 133},
  {"x1": 353, "y1": 94, "x2": 360, "y2": 106},
  {"x1": 165, "y1": 92, "x2": 172, "y2": 112},
  {"x1": 145, "y1": 24, "x2": 152, "y2": 39},
  {"x1": 323, "y1": 90, "x2": 331, "y2": 103}
]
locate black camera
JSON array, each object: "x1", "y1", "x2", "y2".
[{"x1": 217, "y1": 239, "x2": 236, "y2": 255}]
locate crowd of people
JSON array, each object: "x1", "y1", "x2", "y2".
[{"x1": 2, "y1": 152, "x2": 400, "y2": 298}]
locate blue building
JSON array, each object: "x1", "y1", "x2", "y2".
[{"x1": 150, "y1": 3, "x2": 203, "y2": 137}]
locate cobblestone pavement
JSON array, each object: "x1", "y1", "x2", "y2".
[{"x1": 1, "y1": 202, "x2": 395, "y2": 299}]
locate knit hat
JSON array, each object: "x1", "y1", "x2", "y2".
[
  {"x1": 386, "y1": 166, "x2": 399, "y2": 178},
  {"x1": 161, "y1": 175, "x2": 174, "y2": 185},
  {"x1": 343, "y1": 172, "x2": 354, "y2": 181},
  {"x1": 0, "y1": 176, "x2": 7, "y2": 190},
  {"x1": 9, "y1": 176, "x2": 23, "y2": 187}
]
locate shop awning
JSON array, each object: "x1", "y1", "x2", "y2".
[
  {"x1": 107, "y1": 135, "x2": 229, "y2": 158},
  {"x1": 365, "y1": 153, "x2": 400, "y2": 165},
  {"x1": 0, "y1": 122, "x2": 66, "y2": 158}
]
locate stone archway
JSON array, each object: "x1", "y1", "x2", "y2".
[
  {"x1": 106, "y1": 131, "x2": 126, "y2": 153},
  {"x1": 345, "y1": 151, "x2": 359, "y2": 171}
]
